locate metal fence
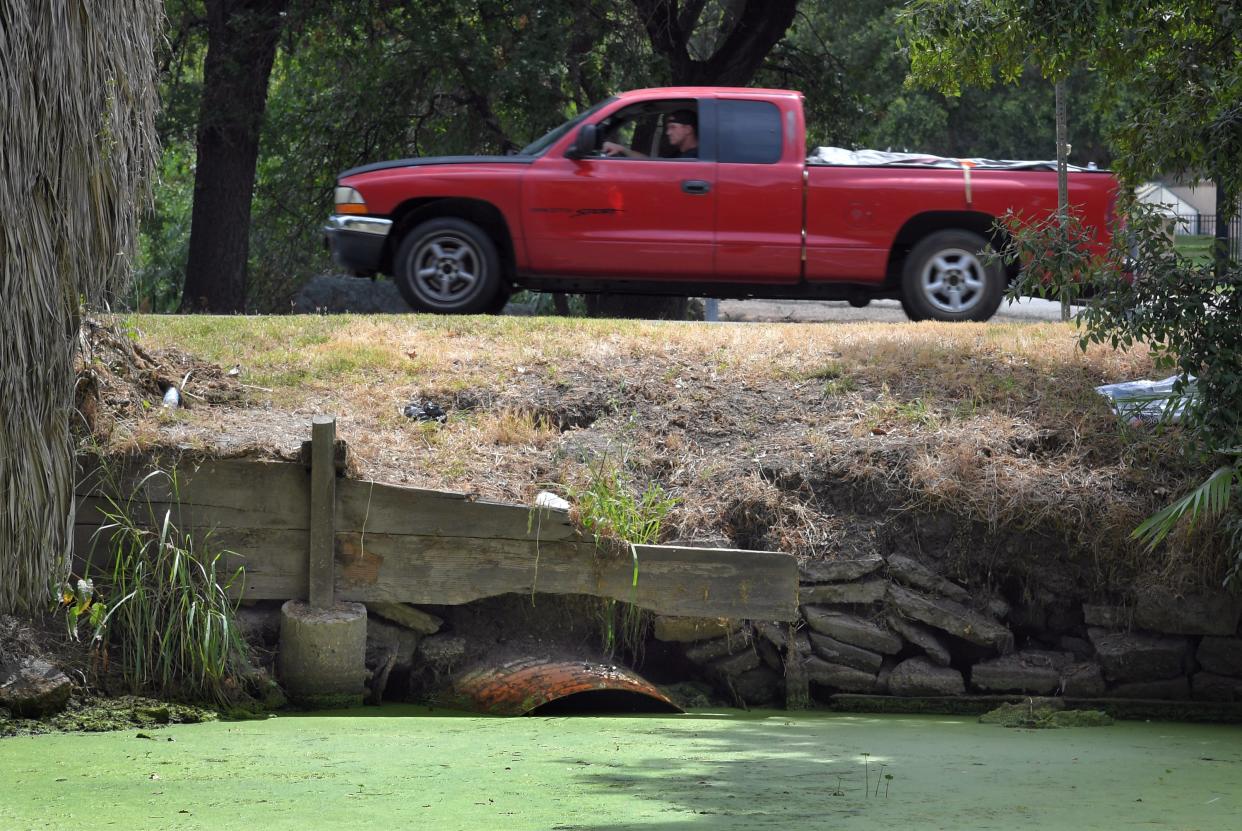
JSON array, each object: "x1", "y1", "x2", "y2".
[{"x1": 1172, "y1": 214, "x2": 1242, "y2": 258}]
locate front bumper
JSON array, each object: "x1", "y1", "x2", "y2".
[{"x1": 323, "y1": 214, "x2": 392, "y2": 276}]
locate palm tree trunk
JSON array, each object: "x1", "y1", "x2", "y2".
[{"x1": 0, "y1": 0, "x2": 161, "y2": 613}]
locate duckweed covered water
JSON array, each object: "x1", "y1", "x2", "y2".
[{"x1": 1, "y1": 707, "x2": 1238, "y2": 830}]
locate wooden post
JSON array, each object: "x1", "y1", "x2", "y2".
[{"x1": 309, "y1": 415, "x2": 336, "y2": 608}]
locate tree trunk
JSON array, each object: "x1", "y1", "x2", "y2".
[
  {"x1": 0, "y1": 0, "x2": 161, "y2": 613},
  {"x1": 181, "y1": 0, "x2": 289, "y2": 312},
  {"x1": 632, "y1": 0, "x2": 799, "y2": 85},
  {"x1": 1214, "y1": 181, "x2": 1233, "y2": 281}
]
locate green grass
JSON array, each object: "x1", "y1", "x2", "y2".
[{"x1": 1173, "y1": 234, "x2": 1215, "y2": 265}]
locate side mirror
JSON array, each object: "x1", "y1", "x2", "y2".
[{"x1": 567, "y1": 124, "x2": 598, "y2": 159}]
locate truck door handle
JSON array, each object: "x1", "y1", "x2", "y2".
[{"x1": 681, "y1": 179, "x2": 711, "y2": 195}]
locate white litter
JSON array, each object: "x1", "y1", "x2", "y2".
[
  {"x1": 1095, "y1": 375, "x2": 1195, "y2": 424},
  {"x1": 534, "y1": 491, "x2": 571, "y2": 512}
]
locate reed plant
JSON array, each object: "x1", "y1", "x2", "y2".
[{"x1": 86, "y1": 468, "x2": 251, "y2": 705}]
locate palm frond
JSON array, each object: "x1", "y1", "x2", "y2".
[{"x1": 1132, "y1": 465, "x2": 1238, "y2": 551}]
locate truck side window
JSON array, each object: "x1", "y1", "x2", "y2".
[
  {"x1": 597, "y1": 100, "x2": 697, "y2": 159},
  {"x1": 718, "y1": 100, "x2": 782, "y2": 164}
]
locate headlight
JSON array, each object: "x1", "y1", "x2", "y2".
[{"x1": 334, "y1": 185, "x2": 368, "y2": 214}]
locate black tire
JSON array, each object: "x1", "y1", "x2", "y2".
[
  {"x1": 900, "y1": 230, "x2": 1005, "y2": 322},
  {"x1": 393, "y1": 218, "x2": 501, "y2": 313}
]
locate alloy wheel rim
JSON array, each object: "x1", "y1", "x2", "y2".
[
  {"x1": 410, "y1": 233, "x2": 482, "y2": 304},
  {"x1": 919, "y1": 247, "x2": 986, "y2": 314}
]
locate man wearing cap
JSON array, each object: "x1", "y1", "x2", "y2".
[{"x1": 602, "y1": 109, "x2": 699, "y2": 159}]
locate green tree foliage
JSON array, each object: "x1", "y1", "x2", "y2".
[
  {"x1": 905, "y1": 1, "x2": 1242, "y2": 575},
  {"x1": 786, "y1": 0, "x2": 1116, "y2": 163},
  {"x1": 0, "y1": 0, "x2": 162, "y2": 612},
  {"x1": 248, "y1": 0, "x2": 654, "y2": 309}
]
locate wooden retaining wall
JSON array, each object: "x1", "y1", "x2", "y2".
[{"x1": 74, "y1": 457, "x2": 798, "y2": 621}]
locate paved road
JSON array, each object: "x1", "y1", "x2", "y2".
[{"x1": 715, "y1": 296, "x2": 1078, "y2": 323}]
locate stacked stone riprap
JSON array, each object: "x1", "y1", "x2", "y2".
[
  {"x1": 651, "y1": 616, "x2": 782, "y2": 706},
  {"x1": 659, "y1": 552, "x2": 1242, "y2": 707}
]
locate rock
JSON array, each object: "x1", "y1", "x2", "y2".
[
  {"x1": 807, "y1": 632, "x2": 883, "y2": 673},
  {"x1": 234, "y1": 603, "x2": 283, "y2": 648},
  {"x1": 367, "y1": 602, "x2": 443, "y2": 635},
  {"x1": 731, "y1": 667, "x2": 782, "y2": 706},
  {"x1": 876, "y1": 659, "x2": 896, "y2": 694},
  {"x1": 653, "y1": 615, "x2": 742, "y2": 643},
  {"x1": 888, "y1": 657, "x2": 965, "y2": 696},
  {"x1": 799, "y1": 555, "x2": 885, "y2": 584},
  {"x1": 660, "y1": 681, "x2": 717, "y2": 709},
  {"x1": 415, "y1": 634, "x2": 469, "y2": 674},
  {"x1": 1133, "y1": 587, "x2": 1242, "y2": 636},
  {"x1": 970, "y1": 650, "x2": 1072, "y2": 694},
  {"x1": 803, "y1": 656, "x2": 881, "y2": 693},
  {"x1": 1083, "y1": 605, "x2": 1130, "y2": 628},
  {"x1": 1087, "y1": 628, "x2": 1191, "y2": 683},
  {"x1": 1058, "y1": 636, "x2": 1093, "y2": 661},
  {"x1": 887, "y1": 555, "x2": 970, "y2": 604},
  {"x1": 1192, "y1": 672, "x2": 1242, "y2": 702},
  {"x1": 801, "y1": 607, "x2": 902, "y2": 655},
  {"x1": 752, "y1": 620, "x2": 789, "y2": 649},
  {"x1": 981, "y1": 593, "x2": 1011, "y2": 622},
  {"x1": 709, "y1": 648, "x2": 761, "y2": 679},
  {"x1": 366, "y1": 618, "x2": 423, "y2": 674},
  {"x1": 755, "y1": 633, "x2": 784, "y2": 672},
  {"x1": 800, "y1": 577, "x2": 887, "y2": 606},
  {"x1": 0, "y1": 657, "x2": 73, "y2": 718},
  {"x1": 888, "y1": 584, "x2": 1014, "y2": 653},
  {"x1": 1061, "y1": 662, "x2": 1106, "y2": 697},
  {"x1": 887, "y1": 614, "x2": 952, "y2": 666},
  {"x1": 1108, "y1": 677, "x2": 1190, "y2": 700},
  {"x1": 1196, "y1": 636, "x2": 1242, "y2": 677},
  {"x1": 684, "y1": 629, "x2": 753, "y2": 664}
]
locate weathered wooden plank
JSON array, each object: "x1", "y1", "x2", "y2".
[
  {"x1": 76, "y1": 460, "x2": 311, "y2": 531},
  {"x1": 336, "y1": 478, "x2": 577, "y2": 541},
  {"x1": 71, "y1": 522, "x2": 797, "y2": 619},
  {"x1": 71, "y1": 460, "x2": 798, "y2": 619},
  {"x1": 77, "y1": 460, "x2": 575, "y2": 542},
  {"x1": 309, "y1": 416, "x2": 337, "y2": 608},
  {"x1": 115, "y1": 527, "x2": 796, "y2": 619}
]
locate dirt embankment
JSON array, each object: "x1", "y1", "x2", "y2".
[{"x1": 85, "y1": 313, "x2": 1222, "y2": 599}]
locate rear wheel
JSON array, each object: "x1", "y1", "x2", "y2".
[
  {"x1": 900, "y1": 230, "x2": 1004, "y2": 322},
  {"x1": 394, "y1": 218, "x2": 501, "y2": 313}
]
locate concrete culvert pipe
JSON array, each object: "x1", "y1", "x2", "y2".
[{"x1": 444, "y1": 655, "x2": 683, "y2": 716}]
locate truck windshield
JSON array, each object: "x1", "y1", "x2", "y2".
[{"x1": 518, "y1": 97, "x2": 616, "y2": 156}]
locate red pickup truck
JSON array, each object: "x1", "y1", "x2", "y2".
[{"x1": 324, "y1": 87, "x2": 1117, "y2": 321}]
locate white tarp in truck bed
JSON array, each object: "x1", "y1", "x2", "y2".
[{"x1": 806, "y1": 146, "x2": 1096, "y2": 172}]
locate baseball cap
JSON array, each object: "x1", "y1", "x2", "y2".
[{"x1": 666, "y1": 109, "x2": 697, "y2": 129}]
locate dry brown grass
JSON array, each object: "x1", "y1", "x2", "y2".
[{"x1": 97, "y1": 312, "x2": 1226, "y2": 592}]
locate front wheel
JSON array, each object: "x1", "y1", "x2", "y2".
[
  {"x1": 394, "y1": 218, "x2": 501, "y2": 313},
  {"x1": 900, "y1": 230, "x2": 1004, "y2": 322}
]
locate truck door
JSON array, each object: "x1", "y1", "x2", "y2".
[
  {"x1": 522, "y1": 99, "x2": 715, "y2": 279},
  {"x1": 712, "y1": 98, "x2": 803, "y2": 283}
]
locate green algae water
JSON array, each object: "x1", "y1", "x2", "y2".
[{"x1": 2, "y1": 708, "x2": 1238, "y2": 830}]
